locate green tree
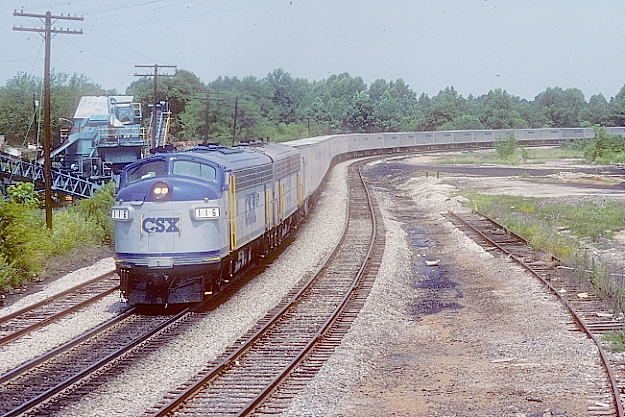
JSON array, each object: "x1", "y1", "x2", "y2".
[
  {"x1": 583, "y1": 94, "x2": 610, "y2": 126},
  {"x1": 344, "y1": 91, "x2": 374, "y2": 132},
  {"x1": 477, "y1": 89, "x2": 528, "y2": 129},
  {"x1": 265, "y1": 69, "x2": 309, "y2": 123},
  {"x1": 533, "y1": 87, "x2": 586, "y2": 127},
  {"x1": 609, "y1": 85, "x2": 625, "y2": 126},
  {"x1": 424, "y1": 87, "x2": 466, "y2": 130},
  {"x1": 6, "y1": 182, "x2": 40, "y2": 208}
]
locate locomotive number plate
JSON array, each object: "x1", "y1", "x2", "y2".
[
  {"x1": 111, "y1": 208, "x2": 129, "y2": 220},
  {"x1": 195, "y1": 207, "x2": 220, "y2": 218}
]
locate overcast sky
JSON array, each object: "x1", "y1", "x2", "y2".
[{"x1": 2, "y1": 0, "x2": 625, "y2": 100}]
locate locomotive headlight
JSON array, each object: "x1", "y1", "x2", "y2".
[
  {"x1": 193, "y1": 207, "x2": 220, "y2": 220},
  {"x1": 111, "y1": 207, "x2": 130, "y2": 221},
  {"x1": 152, "y1": 182, "x2": 170, "y2": 200}
]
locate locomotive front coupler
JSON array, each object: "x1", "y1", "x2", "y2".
[{"x1": 145, "y1": 272, "x2": 176, "y2": 305}]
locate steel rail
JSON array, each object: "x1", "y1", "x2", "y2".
[
  {"x1": 0, "y1": 306, "x2": 190, "y2": 417},
  {"x1": 149, "y1": 162, "x2": 375, "y2": 417},
  {"x1": 0, "y1": 307, "x2": 135, "y2": 385},
  {"x1": 0, "y1": 270, "x2": 118, "y2": 346},
  {"x1": 236, "y1": 162, "x2": 378, "y2": 416},
  {"x1": 448, "y1": 210, "x2": 624, "y2": 417}
]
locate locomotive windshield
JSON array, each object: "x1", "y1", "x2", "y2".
[
  {"x1": 126, "y1": 160, "x2": 167, "y2": 183},
  {"x1": 172, "y1": 160, "x2": 216, "y2": 181}
]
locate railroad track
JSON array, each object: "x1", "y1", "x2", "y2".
[
  {"x1": 446, "y1": 210, "x2": 625, "y2": 417},
  {"x1": 0, "y1": 304, "x2": 193, "y2": 417},
  {"x1": 0, "y1": 271, "x2": 119, "y2": 347},
  {"x1": 143, "y1": 161, "x2": 384, "y2": 417}
]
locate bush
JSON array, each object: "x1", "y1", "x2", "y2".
[
  {"x1": 47, "y1": 182, "x2": 116, "y2": 254},
  {"x1": 0, "y1": 181, "x2": 116, "y2": 294},
  {"x1": 0, "y1": 200, "x2": 46, "y2": 279},
  {"x1": 74, "y1": 182, "x2": 116, "y2": 243},
  {"x1": 6, "y1": 181, "x2": 40, "y2": 207},
  {"x1": 495, "y1": 133, "x2": 518, "y2": 161},
  {"x1": 584, "y1": 126, "x2": 625, "y2": 163},
  {"x1": 0, "y1": 255, "x2": 20, "y2": 292}
]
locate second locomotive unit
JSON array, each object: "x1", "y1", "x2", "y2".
[{"x1": 112, "y1": 142, "x2": 303, "y2": 304}]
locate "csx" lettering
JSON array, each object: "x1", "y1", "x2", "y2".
[{"x1": 142, "y1": 217, "x2": 180, "y2": 233}]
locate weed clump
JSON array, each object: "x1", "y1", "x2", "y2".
[{"x1": 603, "y1": 331, "x2": 625, "y2": 353}]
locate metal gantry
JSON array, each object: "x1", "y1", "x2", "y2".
[{"x1": 0, "y1": 152, "x2": 100, "y2": 198}]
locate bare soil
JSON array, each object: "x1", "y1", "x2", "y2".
[
  {"x1": 356, "y1": 158, "x2": 608, "y2": 416},
  {"x1": 284, "y1": 154, "x2": 621, "y2": 416}
]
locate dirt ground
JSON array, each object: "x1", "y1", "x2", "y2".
[
  {"x1": 363, "y1": 157, "x2": 612, "y2": 416},
  {"x1": 285, "y1": 153, "x2": 624, "y2": 417}
]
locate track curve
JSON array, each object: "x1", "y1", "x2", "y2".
[
  {"x1": 447, "y1": 210, "x2": 624, "y2": 417},
  {"x1": 145, "y1": 160, "x2": 384, "y2": 417}
]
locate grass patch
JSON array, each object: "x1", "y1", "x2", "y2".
[
  {"x1": 462, "y1": 192, "x2": 625, "y2": 315},
  {"x1": 603, "y1": 331, "x2": 625, "y2": 352},
  {"x1": 437, "y1": 152, "x2": 509, "y2": 165},
  {"x1": 437, "y1": 144, "x2": 585, "y2": 166},
  {"x1": 464, "y1": 193, "x2": 625, "y2": 245},
  {"x1": 522, "y1": 147, "x2": 585, "y2": 161}
]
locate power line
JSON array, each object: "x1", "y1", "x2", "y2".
[
  {"x1": 96, "y1": 0, "x2": 281, "y2": 29},
  {"x1": 13, "y1": 9, "x2": 84, "y2": 230},
  {"x1": 83, "y1": 21, "x2": 164, "y2": 64}
]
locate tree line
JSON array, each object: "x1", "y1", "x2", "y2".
[{"x1": 2, "y1": 68, "x2": 625, "y2": 147}]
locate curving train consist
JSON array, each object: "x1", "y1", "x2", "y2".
[{"x1": 111, "y1": 127, "x2": 625, "y2": 305}]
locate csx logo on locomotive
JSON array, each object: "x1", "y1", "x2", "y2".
[{"x1": 142, "y1": 217, "x2": 180, "y2": 233}]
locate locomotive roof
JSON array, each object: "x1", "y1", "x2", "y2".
[{"x1": 145, "y1": 142, "x2": 299, "y2": 172}]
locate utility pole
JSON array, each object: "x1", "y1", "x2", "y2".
[
  {"x1": 231, "y1": 96, "x2": 239, "y2": 146},
  {"x1": 134, "y1": 64, "x2": 176, "y2": 148},
  {"x1": 14, "y1": 10, "x2": 83, "y2": 230}
]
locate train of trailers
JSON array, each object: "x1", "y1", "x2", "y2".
[{"x1": 111, "y1": 126, "x2": 625, "y2": 305}]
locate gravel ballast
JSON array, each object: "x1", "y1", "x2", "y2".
[
  {"x1": 0, "y1": 294, "x2": 126, "y2": 375},
  {"x1": 0, "y1": 257, "x2": 116, "y2": 319}
]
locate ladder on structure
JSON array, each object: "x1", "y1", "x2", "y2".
[
  {"x1": 0, "y1": 152, "x2": 100, "y2": 198},
  {"x1": 154, "y1": 110, "x2": 171, "y2": 148}
]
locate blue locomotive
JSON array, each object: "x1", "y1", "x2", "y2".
[{"x1": 112, "y1": 142, "x2": 303, "y2": 304}]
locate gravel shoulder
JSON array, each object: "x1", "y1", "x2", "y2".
[{"x1": 0, "y1": 257, "x2": 116, "y2": 320}]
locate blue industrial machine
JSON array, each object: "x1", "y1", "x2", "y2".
[{"x1": 51, "y1": 96, "x2": 147, "y2": 179}]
